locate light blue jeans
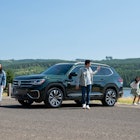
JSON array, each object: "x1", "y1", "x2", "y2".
[{"x1": 81, "y1": 85, "x2": 91, "y2": 105}]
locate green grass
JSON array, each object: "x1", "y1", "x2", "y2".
[
  {"x1": 3, "y1": 92, "x2": 8, "y2": 97},
  {"x1": 118, "y1": 97, "x2": 133, "y2": 104}
]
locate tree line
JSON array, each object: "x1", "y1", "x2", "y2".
[{"x1": 1, "y1": 58, "x2": 140, "y2": 87}]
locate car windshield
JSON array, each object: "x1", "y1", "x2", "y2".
[{"x1": 42, "y1": 64, "x2": 73, "y2": 75}]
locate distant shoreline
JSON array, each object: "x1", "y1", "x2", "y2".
[{"x1": 123, "y1": 87, "x2": 131, "y2": 89}]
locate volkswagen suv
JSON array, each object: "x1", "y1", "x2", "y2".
[{"x1": 12, "y1": 62, "x2": 123, "y2": 108}]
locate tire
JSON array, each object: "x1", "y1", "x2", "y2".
[
  {"x1": 102, "y1": 88, "x2": 117, "y2": 106},
  {"x1": 18, "y1": 99, "x2": 33, "y2": 106},
  {"x1": 44, "y1": 87, "x2": 63, "y2": 108}
]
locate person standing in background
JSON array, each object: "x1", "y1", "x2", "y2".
[
  {"x1": 76, "y1": 60, "x2": 100, "y2": 110},
  {"x1": 130, "y1": 76, "x2": 140, "y2": 105},
  {"x1": 0, "y1": 64, "x2": 6, "y2": 106}
]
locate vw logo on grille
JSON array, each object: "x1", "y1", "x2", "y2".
[{"x1": 18, "y1": 81, "x2": 21, "y2": 86}]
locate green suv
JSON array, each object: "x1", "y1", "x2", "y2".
[{"x1": 12, "y1": 62, "x2": 123, "y2": 108}]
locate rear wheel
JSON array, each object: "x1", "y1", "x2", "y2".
[
  {"x1": 102, "y1": 88, "x2": 117, "y2": 106},
  {"x1": 18, "y1": 99, "x2": 33, "y2": 106},
  {"x1": 44, "y1": 87, "x2": 63, "y2": 108}
]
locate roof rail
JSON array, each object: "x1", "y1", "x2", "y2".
[{"x1": 74, "y1": 61, "x2": 110, "y2": 67}]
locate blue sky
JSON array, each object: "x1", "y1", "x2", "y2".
[{"x1": 0, "y1": 0, "x2": 140, "y2": 60}]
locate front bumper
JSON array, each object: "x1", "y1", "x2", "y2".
[{"x1": 12, "y1": 87, "x2": 41, "y2": 100}]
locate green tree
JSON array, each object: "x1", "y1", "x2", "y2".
[{"x1": 6, "y1": 69, "x2": 14, "y2": 85}]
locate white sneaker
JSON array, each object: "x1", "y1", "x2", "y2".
[
  {"x1": 137, "y1": 102, "x2": 140, "y2": 104},
  {"x1": 82, "y1": 104, "x2": 86, "y2": 109},
  {"x1": 86, "y1": 105, "x2": 90, "y2": 110},
  {"x1": 133, "y1": 103, "x2": 138, "y2": 105}
]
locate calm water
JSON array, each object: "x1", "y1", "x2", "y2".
[{"x1": 123, "y1": 88, "x2": 132, "y2": 97}]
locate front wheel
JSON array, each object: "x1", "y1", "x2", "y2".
[
  {"x1": 18, "y1": 99, "x2": 33, "y2": 106},
  {"x1": 102, "y1": 88, "x2": 117, "y2": 106},
  {"x1": 44, "y1": 87, "x2": 63, "y2": 108}
]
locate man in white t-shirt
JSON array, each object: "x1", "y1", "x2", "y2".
[{"x1": 76, "y1": 60, "x2": 100, "y2": 109}]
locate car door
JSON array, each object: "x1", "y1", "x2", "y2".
[
  {"x1": 66, "y1": 66, "x2": 83, "y2": 98},
  {"x1": 91, "y1": 66, "x2": 112, "y2": 95}
]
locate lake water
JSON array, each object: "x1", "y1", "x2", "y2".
[{"x1": 123, "y1": 88, "x2": 132, "y2": 98}]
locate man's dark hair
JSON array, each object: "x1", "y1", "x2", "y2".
[
  {"x1": 135, "y1": 76, "x2": 139, "y2": 83},
  {"x1": 85, "y1": 60, "x2": 91, "y2": 65}
]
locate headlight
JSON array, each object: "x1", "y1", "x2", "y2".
[{"x1": 32, "y1": 79, "x2": 45, "y2": 85}]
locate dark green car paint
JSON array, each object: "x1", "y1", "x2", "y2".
[{"x1": 12, "y1": 62, "x2": 123, "y2": 107}]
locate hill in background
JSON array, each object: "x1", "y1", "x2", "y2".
[{"x1": 0, "y1": 58, "x2": 140, "y2": 87}]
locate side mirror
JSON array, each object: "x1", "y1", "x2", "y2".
[{"x1": 69, "y1": 72, "x2": 77, "y2": 79}]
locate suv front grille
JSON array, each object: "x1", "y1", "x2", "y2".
[{"x1": 13, "y1": 80, "x2": 34, "y2": 87}]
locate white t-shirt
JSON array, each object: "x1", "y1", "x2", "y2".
[
  {"x1": 130, "y1": 81, "x2": 140, "y2": 89},
  {"x1": 85, "y1": 68, "x2": 92, "y2": 85}
]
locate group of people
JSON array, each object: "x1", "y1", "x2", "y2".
[{"x1": 0, "y1": 61, "x2": 140, "y2": 108}]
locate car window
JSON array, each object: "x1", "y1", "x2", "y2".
[
  {"x1": 71, "y1": 65, "x2": 112, "y2": 76},
  {"x1": 71, "y1": 66, "x2": 83, "y2": 74},
  {"x1": 42, "y1": 64, "x2": 73, "y2": 75},
  {"x1": 91, "y1": 66, "x2": 97, "y2": 71},
  {"x1": 91, "y1": 66, "x2": 112, "y2": 76}
]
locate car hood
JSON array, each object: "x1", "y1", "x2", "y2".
[
  {"x1": 14, "y1": 74, "x2": 65, "y2": 80},
  {"x1": 14, "y1": 74, "x2": 46, "y2": 80}
]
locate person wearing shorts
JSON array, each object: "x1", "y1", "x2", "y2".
[{"x1": 130, "y1": 76, "x2": 140, "y2": 105}]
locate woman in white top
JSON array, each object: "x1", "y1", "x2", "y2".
[{"x1": 130, "y1": 76, "x2": 140, "y2": 105}]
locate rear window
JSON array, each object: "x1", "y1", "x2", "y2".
[{"x1": 91, "y1": 66, "x2": 112, "y2": 76}]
